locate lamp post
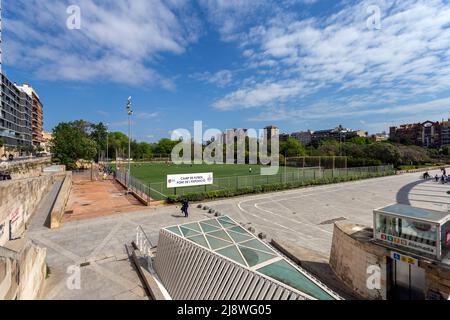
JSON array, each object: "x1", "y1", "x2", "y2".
[
  {"x1": 126, "y1": 97, "x2": 133, "y2": 188},
  {"x1": 106, "y1": 123, "x2": 109, "y2": 165}
]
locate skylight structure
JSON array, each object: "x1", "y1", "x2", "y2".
[{"x1": 154, "y1": 216, "x2": 341, "y2": 300}]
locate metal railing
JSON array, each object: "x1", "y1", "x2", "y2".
[
  {"x1": 116, "y1": 169, "x2": 152, "y2": 205},
  {"x1": 136, "y1": 226, "x2": 155, "y2": 270}
]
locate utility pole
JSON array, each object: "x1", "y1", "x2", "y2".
[
  {"x1": 126, "y1": 97, "x2": 133, "y2": 188},
  {"x1": 106, "y1": 123, "x2": 109, "y2": 165}
]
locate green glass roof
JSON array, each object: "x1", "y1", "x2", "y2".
[
  {"x1": 180, "y1": 226, "x2": 200, "y2": 238},
  {"x1": 164, "y1": 216, "x2": 339, "y2": 300},
  {"x1": 187, "y1": 235, "x2": 210, "y2": 249},
  {"x1": 239, "y1": 246, "x2": 277, "y2": 267},
  {"x1": 200, "y1": 222, "x2": 220, "y2": 233},
  {"x1": 227, "y1": 230, "x2": 253, "y2": 243},
  {"x1": 258, "y1": 260, "x2": 335, "y2": 300}
]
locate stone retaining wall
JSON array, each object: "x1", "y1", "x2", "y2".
[
  {"x1": 0, "y1": 173, "x2": 62, "y2": 246},
  {"x1": 329, "y1": 223, "x2": 389, "y2": 300},
  {"x1": 0, "y1": 157, "x2": 52, "y2": 179},
  {"x1": 420, "y1": 260, "x2": 450, "y2": 299},
  {"x1": 0, "y1": 239, "x2": 47, "y2": 300}
]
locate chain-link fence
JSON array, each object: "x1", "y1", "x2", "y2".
[
  {"x1": 116, "y1": 169, "x2": 152, "y2": 205},
  {"x1": 144, "y1": 165, "x2": 395, "y2": 201}
]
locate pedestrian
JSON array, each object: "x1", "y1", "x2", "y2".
[
  {"x1": 181, "y1": 199, "x2": 189, "y2": 218},
  {"x1": 435, "y1": 174, "x2": 439, "y2": 182},
  {"x1": 184, "y1": 199, "x2": 190, "y2": 218}
]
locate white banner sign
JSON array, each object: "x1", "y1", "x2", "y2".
[{"x1": 167, "y1": 173, "x2": 214, "y2": 188}]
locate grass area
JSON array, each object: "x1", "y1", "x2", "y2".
[
  {"x1": 116, "y1": 163, "x2": 392, "y2": 201},
  {"x1": 128, "y1": 163, "x2": 302, "y2": 183}
]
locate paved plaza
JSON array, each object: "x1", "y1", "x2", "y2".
[{"x1": 27, "y1": 169, "x2": 450, "y2": 299}]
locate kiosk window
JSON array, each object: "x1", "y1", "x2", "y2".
[{"x1": 376, "y1": 214, "x2": 437, "y2": 247}]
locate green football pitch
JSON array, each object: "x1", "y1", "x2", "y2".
[
  {"x1": 116, "y1": 163, "x2": 326, "y2": 200},
  {"x1": 128, "y1": 163, "x2": 292, "y2": 183},
  {"x1": 113, "y1": 162, "x2": 390, "y2": 200}
]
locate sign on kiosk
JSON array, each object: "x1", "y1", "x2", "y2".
[{"x1": 167, "y1": 173, "x2": 214, "y2": 188}]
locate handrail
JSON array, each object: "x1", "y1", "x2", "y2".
[{"x1": 136, "y1": 226, "x2": 155, "y2": 252}]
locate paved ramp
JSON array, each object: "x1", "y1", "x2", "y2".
[{"x1": 28, "y1": 177, "x2": 64, "y2": 232}]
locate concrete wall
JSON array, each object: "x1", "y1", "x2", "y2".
[
  {"x1": 421, "y1": 260, "x2": 450, "y2": 299},
  {"x1": 0, "y1": 240, "x2": 47, "y2": 300},
  {"x1": 0, "y1": 157, "x2": 52, "y2": 179},
  {"x1": 329, "y1": 223, "x2": 389, "y2": 300},
  {"x1": 0, "y1": 174, "x2": 60, "y2": 246},
  {"x1": 50, "y1": 172, "x2": 72, "y2": 229}
]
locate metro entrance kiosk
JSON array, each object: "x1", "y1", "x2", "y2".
[{"x1": 373, "y1": 204, "x2": 450, "y2": 299}]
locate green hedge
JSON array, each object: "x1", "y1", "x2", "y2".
[{"x1": 166, "y1": 171, "x2": 394, "y2": 204}]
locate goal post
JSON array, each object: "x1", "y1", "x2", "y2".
[{"x1": 285, "y1": 156, "x2": 348, "y2": 170}]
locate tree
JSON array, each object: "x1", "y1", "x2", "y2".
[
  {"x1": 90, "y1": 122, "x2": 108, "y2": 161},
  {"x1": 133, "y1": 142, "x2": 153, "y2": 160},
  {"x1": 280, "y1": 138, "x2": 307, "y2": 158},
  {"x1": 153, "y1": 138, "x2": 180, "y2": 155},
  {"x1": 51, "y1": 122, "x2": 97, "y2": 169},
  {"x1": 364, "y1": 143, "x2": 400, "y2": 165},
  {"x1": 349, "y1": 137, "x2": 372, "y2": 145},
  {"x1": 317, "y1": 139, "x2": 340, "y2": 156},
  {"x1": 108, "y1": 132, "x2": 129, "y2": 160}
]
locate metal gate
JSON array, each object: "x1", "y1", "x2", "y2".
[{"x1": 391, "y1": 259, "x2": 426, "y2": 300}]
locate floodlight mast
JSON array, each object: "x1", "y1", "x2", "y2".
[{"x1": 126, "y1": 96, "x2": 133, "y2": 188}]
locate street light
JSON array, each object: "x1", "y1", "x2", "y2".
[
  {"x1": 126, "y1": 97, "x2": 133, "y2": 187},
  {"x1": 106, "y1": 123, "x2": 109, "y2": 165}
]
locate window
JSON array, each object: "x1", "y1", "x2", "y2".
[{"x1": 376, "y1": 214, "x2": 437, "y2": 247}]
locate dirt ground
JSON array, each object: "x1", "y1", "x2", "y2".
[{"x1": 63, "y1": 177, "x2": 145, "y2": 222}]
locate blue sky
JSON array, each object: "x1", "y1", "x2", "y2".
[{"x1": 3, "y1": 0, "x2": 450, "y2": 142}]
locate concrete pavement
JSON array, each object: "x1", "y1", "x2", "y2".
[{"x1": 27, "y1": 169, "x2": 450, "y2": 299}]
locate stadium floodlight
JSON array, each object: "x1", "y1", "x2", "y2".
[{"x1": 126, "y1": 96, "x2": 133, "y2": 188}]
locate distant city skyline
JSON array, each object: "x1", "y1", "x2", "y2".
[{"x1": 2, "y1": 0, "x2": 450, "y2": 142}]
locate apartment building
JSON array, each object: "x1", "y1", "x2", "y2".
[
  {"x1": 0, "y1": 73, "x2": 33, "y2": 148},
  {"x1": 291, "y1": 131, "x2": 313, "y2": 146},
  {"x1": 441, "y1": 120, "x2": 450, "y2": 146},
  {"x1": 264, "y1": 125, "x2": 279, "y2": 138},
  {"x1": 17, "y1": 84, "x2": 44, "y2": 146},
  {"x1": 390, "y1": 120, "x2": 450, "y2": 148}
]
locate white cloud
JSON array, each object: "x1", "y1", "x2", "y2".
[
  {"x1": 4, "y1": 0, "x2": 202, "y2": 86},
  {"x1": 213, "y1": 80, "x2": 309, "y2": 110},
  {"x1": 213, "y1": 0, "x2": 450, "y2": 112},
  {"x1": 248, "y1": 96, "x2": 450, "y2": 123},
  {"x1": 192, "y1": 70, "x2": 233, "y2": 88},
  {"x1": 135, "y1": 112, "x2": 160, "y2": 120}
]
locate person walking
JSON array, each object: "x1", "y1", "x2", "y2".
[
  {"x1": 184, "y1": 199, "x2": 190, "y2": 218},
  {"x1": 181, "y1": 199, "x2": 190, "y2": 218}
]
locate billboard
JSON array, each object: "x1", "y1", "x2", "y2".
[{"x1": 167, "y1": 173, "x2": 213, "y2": 189}]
